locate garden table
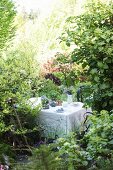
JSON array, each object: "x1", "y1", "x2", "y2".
[{"x1": 37, "y1": 102, "x2": 91, "y2": 138}]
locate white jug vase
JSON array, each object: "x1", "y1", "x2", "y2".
[{"x1": 67, "y1": 94, "x2": 73, "y2": 104}]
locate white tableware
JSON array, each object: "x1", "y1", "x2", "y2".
[
  {"x1": 62, "y1": 101, "x2": 68, "y2": 107},
  {"x1": 71, "y1": 102, "x2": 80, "y2": 106}
]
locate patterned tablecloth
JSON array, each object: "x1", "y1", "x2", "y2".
[{"x1": 37, "y1": 102, "x2": 91, "y2": 138}]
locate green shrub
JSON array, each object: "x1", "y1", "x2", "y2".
[
  {"x1": 60, "y1": 0, "x2": 113, "y2": 111},
  {"x1": 84, "y1": 110, "x2": 113, "y2": 160},
  {"x1": 38, "y1": 79, "x2": 62, "y2": 101},
  {"x1": 0, "y1": 52, "x2": 41, "y2": 147},
  {"x1": 53, "y1": 52, "x2": 88, "y2": 88},
  {"x1": 0, "y1": 143, "x2": 14, "y2": 165},
  {"x1": 13, "y1": 144, "x2": 64, "y2": 170}
]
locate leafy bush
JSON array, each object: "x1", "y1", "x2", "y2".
[
  {"x1": 57, "y1": 133, "x2": 89, "y2": 170},
  {"x1": 38, "y1": 79, "x2": 62, "y2": 101},
  {"x1": 53, "y1": 52, "x2": 88, "y2": 87},
  {"x1": 60, "y1": 0, "x2": 113, "y2": 111},
  {"x1": 0, "y1": 52, "x2": 41, "y2": 148},
  {"x1": 93, "y1": 157, "x2": 113, "y2": 170},
  {"x1": 13, "y1": 144, "x2": 63, "y2": 170},
  {"x1": 0, "y1": 143, "x2": 14, "y2": 165},
  {"x1": 84, "y1": 110, "x2": 113, "y2": 160},
  {"x1": 57, "y1": 111, "x2": 113, "y2": 169}
]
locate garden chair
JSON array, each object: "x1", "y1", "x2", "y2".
[{"x1": 77, "y1": 85, "x2": 93, "y2": 136}]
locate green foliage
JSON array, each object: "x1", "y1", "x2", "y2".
[
  {"x1": 0, "y1": 51, "x2": 40, "y2": 99},
  {"x1": 11, "y1": 103, "x2": 41, "y2": 134},
  {"x1": 84, "y1": 110, "x2": 113, "y2": 159},
  {"x1": 53, "y1": 52, "x2": 77, "y2": 87},
  {"x1": 0, "y1": 143, "x2": 14, "y2": 164},
  {"x1": 13, "y1": 111, "x2": 113, "y2": 170},
  {"x1": 35, "y1": 0, "x2": 76, "y2": 52},
  {"x1": 31, "y1": 145, "x2": 61, "y2": 170},
  {"x1": 56, "y1": 112, "x2": 113, "y2": 169},
  {"x1": 0, "y1": 0, "x2": 16, "y2": 50},
  {"x1": 0, "y1": 52, "x2": 41, "y2": 147},
  {"x1": 13, "y1": 0, "x2": 76, "y2": 65},
  {"x1": 93, "y1": 157, "x2": 113, "y2": 170},
  {"x1": 14, "y1": 144, "x2": 63, "y2": 170},
  {"x1": 53, "y1": 52, "x2": 88, "y2": 88},
  {"x1": 60, "y1": 0, "x2": 113, "y2": 111},
  {"x1": 58, "y1": 133, "x2": 88, "y2": 170},
  {"x1": 73, "y1": 82, "x2": 93, "y2": 104},
  {"x1": 38, "y1": 79, "x2": 62, "y2": 101}
]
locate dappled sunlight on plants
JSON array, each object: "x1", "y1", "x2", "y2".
[{"x1": 1, "y1": 0, "x2": 113, "y2": 169}]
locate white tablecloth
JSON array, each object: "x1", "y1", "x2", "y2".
[{"x1": 37, "y1": 102, "x2": 91, "y2": 138}]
